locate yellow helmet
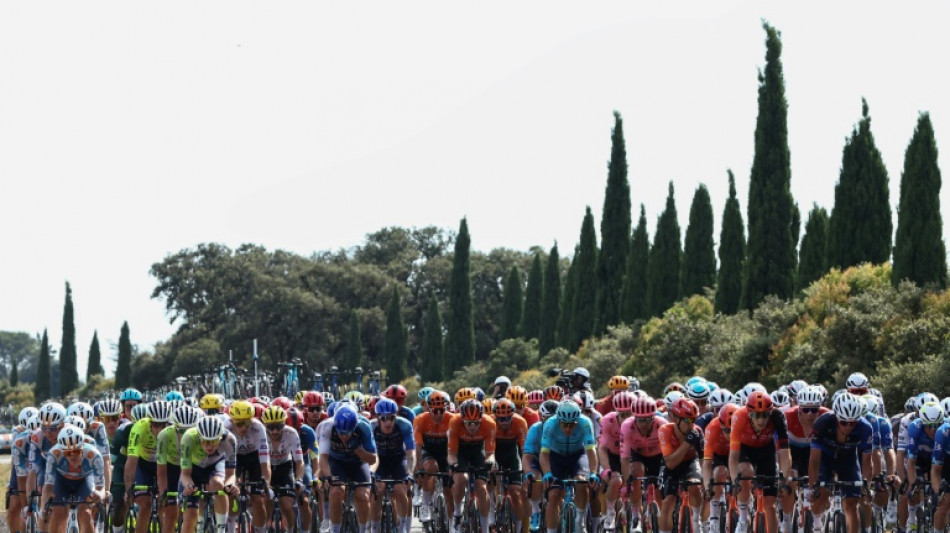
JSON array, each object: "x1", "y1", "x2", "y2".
[
  {"x1": 262, "y1": 406, "x2": 287, "y2": 425},
  {"x1": 294, "y1": 391, "x2": 305, "y2": 405},
  {"x1": 229, "y1": 400, "x2": 254, "y2": 421},
  {"x1": 608, "y1": 376, "x2": 630, "y2": 391},
  {"x1": 200, "y1": 394, "x2": 223, "y2": 410},
  {"x1": 455, "y1": 387, "x2": 477, "y2": 405}
]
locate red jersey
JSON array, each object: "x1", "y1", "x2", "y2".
[
  {"x1": 703, "y1": 417, "x2": 731, "y2": 460},
  {"x1": 729, "y1": 406, "x2": 790, "y2": 451}
]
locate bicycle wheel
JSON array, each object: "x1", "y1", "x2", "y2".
[
  {"x1": 649, "y1": 501, "x2": 661, "y2": 533},
  {"x1": 381, "y1": 499, "x2": 395, "y2": 533},
  {"x1": 728, "y1": 507, "x2": 739, "y2": 533},
  {"x1": 754, "y1": 512, "x2": 766, "y2": 533},
  {"x1": 270, "y1": 508, "x2": 283, "y2": 533},
  {"x1": 716, "y1": 502, "x2": 727, "y2": 533},
  {"x1": 832, "y1": 511, "x2": 846, "y2": 533},
  {"x1": 679, "y1": 503, "x2": 692, "y2": 533},
  {"x1": 503, "y1": 496, "x2": 515, "y2": 533},
  {"x1": 238, "y1": 511, "x2": 249, "y2": 533},
  {"x1": 803, "y1": 510, "x2": 813, "y2": 533},
  {"x1": 149, "y1": 513, "x2": 161, "y2": 533},
  {"x1": 560, "y1": 503, "x2": 576, "y2": 533},
  {"x1": 205, "y1": 508, "x2": 219, "y2": 533},
  {"x1": 310, "y1": 498, "x2": 320, "y2": 533}
]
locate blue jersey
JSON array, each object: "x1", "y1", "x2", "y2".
[
  {"x1": 906, "y1": 419, "x2": 937, "y2": 461},
  {"x1": 540, "y1": 415, "x2": 596, "y2": 455},
  {"x1": 44, "y1": 443, "x2": 105, "y2": 487},
  {"x1": 12, "y1": 428, "x2": 32, "y2": 478},
  {"x1": 398, "y1": 406, "x2": 415, "y2": 424},
  {"x1": 28, "y1": 430, "x2": 58, "y2": 475},
  {"x1": 696, "y1": 412, "x2": 714, "y2": 432},
  {"x1": 811, "y1": 413, "x2": 873, "y2": 459},
  {"x1": 864, "y1": 414, "x2": 893, "y2": 450},
  {"x1": 87, "y1": 421, "x2": 110, "y2": 458},
  {"x1": 316, "y1": 417, "x2": 376, "y2": 463},
  {"x1": 931, "y1": 423, "x2": 950, "y2": 466},
  {"x1": 371, "y1": 416, "x2": 415, "y2": 459},
  {"x1": 298, "y1": 425, "x2": 317, "y2": 465},
  {"x1": 524, "y1": 422, "x2": 544, "y2": 457}
]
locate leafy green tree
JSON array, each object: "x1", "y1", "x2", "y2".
[
  {"x1": 682, "y1": 184, "x2": 716, "y2": 297},
  {"x1": 571, "y1": 208, "x2": 598, "y2": 351},
  {"x1": 538, "y1": 244, "x2": 561, "y2": 358},
  {"x1": 87, "y1": 331, "x2": 104, "y2": 381},
  {"x1": 59, "y1": 282, "x2": 78, "y2": 395},
  {"x1": 557, "y1": 250, "x2": 578, "y2": 349},
  {"x1": 798, "y1": 205, "x2": 830, "y2": 291},
  {"x1": 500, "y1": 266, "x2": 523, "y2": 340},
  {"x1": 419, "y1": 292, "x2": 445, "y2": 382},
  {"x1": 596, "y1": 111, "x2": 632, "y2": 334},
  {"x1": 36, "y1": 329, "x2": 51, "y2": 400},
  {"x1": 521, "y1": 254, "x2": 543, "y2": 340},
  {"x1": 622, "y1": 206, "x2": 650, "y2": 322},
  {"x1": 10, "y1": 355, "x2": 18, "y2": 387},
  {"x1": 444, "y1": 219, "x2": 475, "y2": 372},
  {"x1": 0, "y1": 331, "x2": 40, "y2": 382},
  {"x1": 743, "y1": 23, "x2": 797, "y2": 309},
  {"x1": 893, "y1": 113, "x2": 947, "y2": 289},
  {"x1": 827, "y1": 99, "x2": 892, "y2": 269},
  {"x1": 115, "y1": 321, "x2": 133, "y2": 389},
  {"x1": 649, "y1": 183, "x2": 682, "y2": 315},
  {"x1": 716, "y1": 171, "x2": 746, "y2": 314},
  {"x1": 384, "y1": 285, "x2": 409, "y2": 382},
  {"x1": 345, "y1": 311, "x2": 363, "y2": 371}
]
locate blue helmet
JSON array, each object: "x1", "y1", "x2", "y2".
[
  {"x1": 165, "y1": 391, "x2": 184, "y2": 402},
  {"x1": 418, "y1": 387, "x2": 435, "y2": 401},
  {"x1": 473, "y1": 387, "x2": 485, "y2": 402},
  {"x1": 334, "y1": 405, "x2": 359, "y2": 434},
  {"x1": 686, "y1": 381, "x2": 711, "y2": 401},
  {"x1": 326, "y1": 401, "x2": 340, "y2": 418},
  {"x1": 120, "y1": 388, "x2": 143, "y2": 402},
  {"x1": 375, "y1": 398, "x2": 399, "y2": 417},
  {"x1": 556, "y1": 401, "x2": 581, "y2": 424}
]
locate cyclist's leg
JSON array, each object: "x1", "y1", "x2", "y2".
[
  {"x1": 133, "y1": 462, "x2": 157, "y2": 533},
  {"x1": 605, "y1": 452, "x2": 623, "y2": 525},
  {"x1": 932, "y1": 492, "x2": 950, "y2": 533},
  {"x1": 111, "y1": 481, "x2": 128, "y2": 533},
  {"x1": 197, "y1": 462, "x2": 229, "y2": 530},
  {"x1": 750, "y1": 446, "x2": 780, "y2": 533},
  {"x1": 544, "y1": 486, "x2": 563, "y2": 531},
  {"x1": 161, "y1": 465, "x2": 181, "y2": 533},
  {"x1": 76, "y1": 478, "x2": 97, "y2": 533},
  {"x1": 298, "y1": 462, "x2": 313, "y2": 532},
  {"x1": 630, "y1": 460, "x2": 647, "y2": 518},
  {"x1": 710, "y1": 461, "x2": 730, "y2": 531},
  {"x1": 735, "y1": 450, "x2": 756, "y2": 528}
]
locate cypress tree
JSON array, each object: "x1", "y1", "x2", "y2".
[
  {"x1": 419, "y1": 292, "x2": 445, "y2": 383},
  {"x1": 595, "y1": 111, "x2": 632, "y2": 334},
  {"x1": 384, "y1": 285, "x2": 409, "y2": 383},
  {"x1": 571, "y1": 207, "x2": 598, "y2": 351},
  {"x1": 36, "y1": 329, "x2": 51, "y2": 400},
  {"x1": 894, "y1": 113, "x2": 948, "y2": 288},
  {"x1": 621, "y1": 205, "x2": 650, "y2": 322},
  {"x1": 59, "y1": 282, "x2": 78, "y2": 395},
  {"x1": 115, "y1": 321, "x2": 133, "y2": 389},
  {"x1": 716, "y1": 171, "x2": 746, "y2": 314},
  {"x1": 743, "y1": 23, "x2": 797, "y2": 309},
  {"x1": 10, "y1": 355, "x2": 18, "y2": 387},
  {"x1": 520, "y1": 254, "x2": 543, "y2": 340},
  {"x1": 345, "y1": 311, "x2": 363, "y2": 371},
  {"x1": 538, "y1": 244, "x2": 561, "y2": 358},
  {"x1": 798, "y1": 204, "x2": 829, "y2": 291},
  {"x1": 828, "y1": 99, "x2": 892, "y2": 269},
  {"x1": 445, "y1": 218, "x2": 475, "y2": 371},
  {"x1": 500, "y1": 266, "x2": 523, "y2": 340},
  {"x1": 87, "y1": 331, "x2": 104, "y2": 381},
  {"x1": 556, "y1": 250, "x2": 579, "y2": 349},
  {"x1": 649, "y1": 182, "x2": 682, "y2": 315},
  {"x1": 682, "y1": 184, "x2": 717, "y2": 297}
]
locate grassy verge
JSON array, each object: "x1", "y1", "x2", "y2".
[{"x1": 0, "y1": 459, "x2": 10, "y2": 511}]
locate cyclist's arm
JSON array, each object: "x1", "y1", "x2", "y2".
[
  {"x1": 180, "y1": 467, "x2": 196, "y2": 495},
  {"x1": 157, "y1": 463, "x2": 168, "y2": 497},
  {"x1": 318, "y1": 453, "x2": 330, "y2": 479},
  {"x1": 778, "y1": 447, "x2": 792, "y2": 480},
  {"x1": 807, "y1": 447, "x2": 821, "y2": 490},
  {"x1": 861, "y1": 451, "x2": 872, "y2": 485},
  {"x1": 39, "y1": 482, "x2": 52, "y2": 515},
  {"x1": 586, "y1": 446, "x2": 598, "y2": 476},
  {"x1": 125, "y1": 455, "x2": 139, "y2": 489},
  {"x1": 539, "y1": 450, "x2": 551, "y2": 475}
]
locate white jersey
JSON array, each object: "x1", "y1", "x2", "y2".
[
  {"x1": 268, "y1": 426, "x2": 302, "y2": 465},
  {"x1": 897, "y1": 412, "x2": 917, "y2": 452},
  {"x1": 224, "y1": 418, "x2": 270, "y2": 463}
]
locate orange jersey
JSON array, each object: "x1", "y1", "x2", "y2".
[
  {"x1": 494, "y1": 414, "x2": 528, "y2": 450},
  {"x1": 703, "y1": 418, "x2": 731, "y2": 460},
  {"x1": 413, "y1": 411, "x2": 454, "y2": 449},
  {"x1": 658, "y1": 422, "x2": 702, "y2": 462},
  {"x1": 447, "y1": 415, "x2": 497, "y2": 455},
  {"x1": 519, "y1": 408, "x2": 540, "y2": 427},
  {"x1": 729, "y1": 407, "x2": 789, "y2": 451}
]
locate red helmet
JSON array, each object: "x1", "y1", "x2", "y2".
[
  {"x1": 544, "y1": 385, "x2": 565, "y2": 401},
  {"x1": 746, "y1": 391, "x2": 773, "y2": 413},
  {"x1": 384, "y1": 385, "x2": 408, "y2": 407},
  {"x1": 366, "y1": 396, "x2": 379, "y2": 415},
  {"x1": 272, "y1": 396, "x2": 293, "y2": 410},
  {"x1": 669, "y1": 398, "x2": 700, "y2": 420},
  {"x1": 286, "y1": 407, "x2": 304, "y2": 430},
  {"x1": 632, "y1": 397, "x2": 657, "y2": 417},
  {"x1": 252, "y1": 403, "x2": 266, "y2": 420},
  {"x1": 527, "y1": 390, "x2": 544, "y2": 405},
  {"x1": 302, "y1": 391, "x2": 325, "y2": 408},
  {"x1": 719, "y1": 403, "x2": 739, "y2": 429},
  {"x1": 612, "y1": 391, "x2": 635, "y2": 413}
]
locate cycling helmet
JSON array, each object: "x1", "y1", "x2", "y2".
[
  {"x1": 664, "y1": 390, "x2": 684, "y2": 406},
  {"x1": 632, "y1": 396, "x2": 657, "y2": 418},
  {"x1": 845, "y1": 372, "x2": 870, "y2": 392},
  {"x1": 905, "y1": 396, "x2": 918, "y2": 413},
  {"x1": 670, "y1": 398, "x2": 700, "y2": 419},
  {"x1": 719, "y1": 403, "x2": 740, "y2": 429},
  {"x1": 539, "y1": 400, "x2": 560, "y2": 419},
  {"x1": 743, "y1": 382, "x2": 767, "y2": 395},
  {"x1": 252, "y1": 403, "x2": 266, "y2": 419},
  {"x1": 573, "y1": 391, "x2": 595, "y2": 411},
  {"x1": 447, "y1": 402, "x2": 456, "y2": 414},
  {"x1": 65, "y1": 402, "x2": 93, "y2": 423},
  {"x1": 787, "y1": 380, "x2": 808, "y2": 398},
  {"x1": 734, "y1": 389, "x2": 750, "y2": 406},
  {"x1": 797, "y1": 386, "x2": 824, "y2": 407},
  {"x1": 384, "y1": 385, "x2": 408, "y2": 406},
  {"x1": 746, "y1": 391, "x2": 773, "y2": 413},
  {"x1": 418, "y1": 387, "x2": 435, "y2": 401},
  {"x1": 64, "y1": 415, "x2": 86, "y2": 432},
  {"x1": 120, "y1": 388, "x2": 143, "y2": 402},
  {"x1": 333, "y1": 405, "x2": 359, "y2": 434},
  {"x1": 544, "y1": 385, "x2": 565, "y2": 401},
  {"x1": 494, "y1": 376, "x2": 512, "y2": 387},
  {"x1": 573, "y1": 368, "x2": 590, "y2": 382},
  {"x1": 300, "y1": 391, "x2": 324, "y2": 408},
  {"x1": 628, "y1": 377, "x2": 641, "y2": 392},
  {"x1": 613, "y1": 391, "x2": 635, "y2": 413},
  {"x1": 427, "y1": 391, "x2": 450, "y2": 411},
  {"x1": 26, "y1": 415, "x2": 41, "y2": 432},
  {"x1": 57, "y1": 426, "x2": 84, "y2": 450},
  {"x1": 197, "y1": 416, "x2": 225, "y2": 440},
  {"x1": 506, "y1": 386, "x2": 528, "y2": 408},
  {"x1": 527, "y1": 390, "x2": 545, "y2": 405},
  {"x1": 18, "y1": 407, "x2": 39, "y2": 427},
  {"x1": 148, "y1": 401, "x2": 173, "y2": 422},
  {"x1": 608, "y1": 376, "x2": 630, "y2": 391},
  {"x1": 375, "y1": 398, "x2": 399, "y2": 417},
  {"x1": 257, "y1": 395, "x2": 271, "y2": 404},
  {"x1": 459, "y1": 399, "x2": 484, "y2": 422},
  {"x1": 708, "y1": 389, "x2": 734, "y2": 409},
  {"x1": 183, "y1": 397, "x2": 199, "y2": 408},
  {"x1": 262, "y1": 406, "x2": 287, "y2": 425},
  {"x1": 473, "y1": 387, "x2": 486, "y2": 402},
  {"x1": 174, "y1": 406, "x2": 201, "y2": 429},
  {"x1": 287, "y1": 407, "x2": 304, "y2": 430},
  {"x1": 165, "y1": 391, "x2": 184, "y2": 402},
  {"x1": 482, "y1": 397, "x2": 495, "y2": 412},
  {"x1": 294, "y1": 391, "x2": 305, "y2": 405},
  {"x1": 454, "y1": 388, "x2": 477, "y2": 405},
  {"x1": 229, "y1": 400, "x2": 254, "y2": 421},
  {"x1": 200, "y1": 394, "x2": 223, "y2": 410},
  {"x1": 98, "y1": 399, "x2": 122, "y2": 417},
  {"x1": 941, "y1": 398, "x2": 950, "y2": 417},
  {"x1": 39, "y1": 402, "x2": 67, "y2": 427},
  {"x1": 492, "y1": 398, "x2": 515, "y2": 418},
  {"x1": 832, "y1": 392, "x2": 864, "y2": 422},
  {"x1": 685, "y1": 376, "x2": 706, "y2": 388},
  {"x1": 916, "y1": 392, "x2": 940, "y2": 412},
  {"x1": 919, "y1": 402, "x2": 945, "y2": 426},
  {"x1": 860, "y1": 394, "x2": 879, "y2": 416},
  {"x1": 272, "y1": 397, "x2": 293, "y2": 410},
  {"x1": 770, "y1": 390, "x2": 790, "y2": 409},
  {"x1": 686, "y1": 381, "x2": 711, "y2": 402},
  {"x1": 130, "y1": 404, "x2": 149, "y2": 422},
  {"x1": 707, "y1": 381, "x2": 719, "y2": 392},
  {"x1": 556, "y1": 401, "x2": 581, "y2": 424}
]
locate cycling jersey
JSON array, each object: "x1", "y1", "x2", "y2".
[
  {"x1": 87, "y1": 420, "x2": 110, "y2": 458},
  {"x1": 523, "y1": 421, "x2": 544, "y2": 457},
  {"x1": 109, "y1": 421, "x2": 133, "y2": 484},
  {"x1": 539, "y1": 415, "x2": 595, "y2": 456},
  {"x1": 906, "y1": 418, "x2": 937, "y2": 461},
  {"x1": 586, "y1": 409, "x2": 603, "y2": 441},
  {"x1": 695, "y1": 412, "x2": 714, "y2": 431},
  {"x1": 179, "y1": 428, "x2": 238, "y2": 470},
  {"x1": 931, "y1": 422, "x2": 950, "y2": 466},
  {"x1": 371, "y1": 416, "x2": 415, "y2": 459},
  {"x1": 864, "y1": 413, "x2": 893, "y2": 451},
  {"x1": 897, "y1": 412, "x2": 917, "y2": 452},
  {"x1": 658, "y1": 423, "x2": 703, "y2": 463},
  {"x1": 223, "y1": 418, "x2": 270, "y2": 463},
  {"x1": 44, "y1": 443, "x2": 105, "y2": 487},
  {"x1": 519, "y1": 408, "x2": 540, "y2": 427},
  {"x1": 156, "y1": 426, "x2": 185, "y2": 466},
  {"x1": 729, "y1": 407, "x2": 790, "y2": 451},
  {"x1": 268, "y1": 426, "x2": 304, "y2": 466},
  {"x1": 127, "y1": 418, "x2": 161, "y2": 462},
  {"x1": 28, "y1": 430, "x2": 58, "y2": 475},
  {"x1": 398, "y1": 406, "x2": 415, "y2": 423},
  {"x1": 620, "y1": 416, "x2": 664, "y2": 459},
  {"x1": 703, "y1": 418, "x2": 730, "y2": 461},
  {"x1": 785, "y1": 406, "x2": 830, "y2": 449},
  {"x1": 316, "y1": 416, "x2": 376, "y2": 463},
  {"x1": 412, "y1": 411, "x2": 453, "y2": 451},
  {"x1": 447, "y1": 415, "x2": 496, "y2": 455},
  {"x1": 598, "y1": 411, "x2": 626, "y2": 456},
  {"x1": 594, "y1": 396, "x2": 614, "y2": 418},
  {"x1": 12, "y1": 428, "x2": 32, "y2": 478},
  {"x1": 493, "y1": 414, "x2": 527, "y2": 461},
  {"x1": 299, "y1": 423, "x2": 317, "y2": 459},
  {"x1": 811, "y1": 413, "x2": 873, "y2": 458}
]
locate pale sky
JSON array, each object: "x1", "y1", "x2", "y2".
[{"x1": 1, "y1": 1, "x2": 948, "y2": 378}]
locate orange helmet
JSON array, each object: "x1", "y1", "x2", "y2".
[
  {"x1": 669, "y1": 398, "x2": 700, "y2": 420},
  {"x1": 544, "y1": 385, "x2": 565, "y2": 401},
  {"x1": 455, "y1": 387, "x2": 477, "y2": 405},
  {"x1": 482, "y1": 398, "x2": 494, "y2": 412},
  {"x1": 719, "y1": 403, "x2": 739, "y2": 429},
  {"x1": 746, "y1": 391, "x2": 773, "y2": 413},
  {"x1": 664, "y1": 382, "x2": 686, "y2": 395},
  {"x1": 427, "y1": 391, "x2": 449, "y2": 411},
  {"x1": 459, "y1": 399, "x2": 484, "y2": 422},
  {"x1": 608, "y1": 376, "x2": 630, "y2": 391},
  {"x1": 506, "y1": 386, "x2": 528, "y2": 408},
  {"x1": 492, "y1": 398, "x2": 515, "y2": 418}
]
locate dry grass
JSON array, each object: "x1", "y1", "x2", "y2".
[{"x1": 0, "y1": 459, "x2": 11, "y2": 512}]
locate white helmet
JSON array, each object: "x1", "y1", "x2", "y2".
[
  {"x1": 832, "y1": 392, "x2": 864, "y2": 422},
  {"x1": 18, "y1": 407, "x2": 39, "y2": 427},
  {"x1": 916, "y1": 393, "x2": 940, "y2": 412},
  {"x1": 664, "y1": 390, "x2": 684, "y2": 406},
  {"x1": 743, "y1": 382, "x2": 767, "y2": 395},
  {"x1": 173, "y1": 406, "x2": 201, "y2": 429},
  {"x1": 197, "y1": 416, "x2": 224, "y2": 441},
  {"x1": 919, "y1": 402, "x2": 945, "y2": 426},
  {"x1": 67, "y1": 402, "x2": 94, "y2": 423},
  {"x1": 797, "y1": 386, "x2": 825, "y2": 407},
  {"x1": 147, "y1": 401, "x2": 173, "y2": 423},
  {"x1": 734, "y1": 388, "x2": 751, "y2": 406},
  {"x1": 846, "y1": 372, "x2": 870, "y2": 390},
  {"x1": 57, "y1": 426, "x2": 84, "y2": 450},
  {"x1": 708, "y1": 389, "x2": 734, "y2": 409},
  {"x1": 860, "y1": 394, "x2": 879, "y2": 416},
  {"x1": 787, "y1": 380, "x2": 808, "y2": 398},
  {"x1": 64, "y1": 415, "x2": 87, "y2": 432},
  {"x1": 573, "y1": 390, "x2": 595, "y2": 410},
  {"x1": 26, "y1": 415, "x2": 42, "y2": 432},
  {"x1": 98, "y1": 399, "x2": 123, "y2": 417},
  {"x1": 39, "y1": 402, "x2": 67, "y2": 427},
  {"x1": 493, "y1": 376, "x2": 511, "y2": 387},
  {"x1": 940, "y1": 397, "x2": 950, "y2": 417},
  {"x1": 770, "y1": 390, "x2": 790, "y2": 408},
  {"x1": 573, "y1": 367, "x2": 591, "y2": 381}
]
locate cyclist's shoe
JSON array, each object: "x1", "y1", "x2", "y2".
[
  {"x1": 908, "y1": 524, "x2": 919, "y2": 533},
  {"x1": 886, "y1": 502, "x2": 897, "y2": 527},
  {"x1": 736, "y1": 517, "x2": 750, "y2": 533},
  {"x1": 320, "y1": 519, "x2": 330, "y2": 533},
  {"x1": 530, "y1": 511, "x2": 542, "y2": 531},
  {"x1": 703, "y1": 519, "x2": 712, "y2": 533},
  {"x1": 413, "y1": 489, "x2": 422, "y2": 507},
  {"x1": 630, "y1": 515, "x2": 640, "y2": 533},
  {"x1": 419, "y1": 505, "x2": 432, "y2": 522},
  {"x1": 604, "y1": 510, "x2": 616, "y2": 530},
  {"x1": 453, "y1": 515, "x2": 463, "y2": 533}
]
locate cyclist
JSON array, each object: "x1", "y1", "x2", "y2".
[
  {"x1": 491, "y1": 376, "x2": 512, "y2": 400},
  {"x1": 383, "y1": 384, "x2": 416, "y2": 423},
  {"x1": 28, "y1": 402, "x2": 69, "y2": 533},
  {"x1": 845, "y1": 372, "x2": 870, "y2": 397},
  {"x1": 126, "y1": 400, "x2": 174, "y2": 533},
  {"x1": 897, "y1": 393, "x2": 937, "y2": 533},
  {"x1": 522, "y1": 399, "x2": 558, "y2": 531},
  {"x1": 369, "y1": 398, "x2": 415, "y2": 533},
  {"x1": 110, "y1": 403, "x2": 145, "y2": 533},
  {"x1": 156, "y1": 405, "x2": 201, "y2": 533},
  {"x1": 527, "y1": 390, "x2": 544, "y2": 412},
  {"x1": 809, "y1": 393, "x2": 873, "y2": 533},
  {"x1": 729, "y1": 390, "x2": 791, "y2": 533},
  {"x1": 68, "y1": 402, "x2": 111, "y2": 492},
  {"x1": 540, "y1": 401, "x2": 599, "y2": 533},
  {"x1": 599, "y1": 391, "x2": 634, "y2": 530},
  {"x1": 97, "y1": 399, "x2": 124, "y2": 441},
  {"x1": 595, "y1": 376, "x2": 630, "y2": 417},
  {"x1": 685, "y1": 381, "x2": 714, "y2": 429},
  {"x1": 120, "y1": 389, "x2": 144, "y2": 422},
  {"x1": 860, "y1": 394, "x2": 897, "y2": 532},
  {"x1": 490, "y1": 398, "x2": 527, "y2": 533},
  {"x1": 621, "y1": 395, "x2": 665, "y2": 531},
  {"x1": 223, "y1": 399, "x2": 271, "y2": 533},
  {"x1": 906, "y1": 402, "x2": 943, "y2": 533},
  {"x1": 506, "y1": 386, "x2": 539, "y2": 427},
  {"x1": 929, "y1": 408, "x2": 950, "y2": 533},
  {"x1": 40, "y1": 426, "x2": 106, "y2": 533},
  {"x1": 703, "y1": 403, "x2": 739, "y2": 533},
  {"x1": 262, "y1": 406, "x2": 305, "y2": 533},
  {"x1": 179, "y1": 416, "x2": 240, "y2": 533},
  {"x1": 287, "y1": 406, "x2": 318, "y2": 533},
  {"x1": 413, "y1": 390, "x2": 455, "y2": 524},
  {"x1": 9, "y1": 408, "x2": 38, "y2": 533},
  {"x1": 781, "y1": 385, "x2": 829, "y2": 533},
  {"x1": 658, "y1": 398, "x2": 704, "y2": 533},
  {"x1": 317, "y1": 403, "x2": 377, "y2": 533},
  {"x1": 447, "y1": 399, "x2": 496, "y2": 533},
  {"x1": 201, "y1": 394, "x2": 225, "y2": 417}
]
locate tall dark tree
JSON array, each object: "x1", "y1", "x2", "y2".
[
  {"x1": 500, "y1": 266, "x2": 523, "y2": 340},
  {"x1": 59, "y1": 282, "x2": 78, "y2": 395},
  {"x1": 538, "y1": 244, "x2": 561, "y2": 358},
  {"x1": 682, "y1": 184, "x2": 717, "y2": 297},
  {"x1": 557, "y1": 250, "x2": 579, "y2": 349},
  {"x1": 419, "y1": 292, "x2": 445, "y2": 383},
  {"x1": 115, "y1": 322, "x2": 133, "y2": 389},
  {"x1": 384, "y1": 285, "x2": 409, "y2": 383},
  {"x1": 827, "y1": 99, "x2": 892, "y2": 269},
  {"x1": 649, "y1": 183, "x2": 682, "y2": 315},
  {"x1": 798, "y1": 204, "x2": 830, "y2": 291},
  {"x1": 743, "y1": 23, "x2": 797, "y2": 309},
  {"x1": 345, "y1": 311, "x2": 363, "y2": 371},
  {"x1": 621, "y1": 206, "x2": 650, "y2": 322},
  {"x1": 36, "y1": 329, "x2": 51, "y2": 400},
  {"x1": 893, "y1": 113, "x2": 947, "y2": 288},
  {"x1": 595, "y1": 111, "x2": 632, "y2": 335},
  {"x1": 571, "y1": 207, "x2": 598, "y2": 351},
  {"x1": 520, "y1": 254, "x2": 543, "y2": 340},
  {"x1": 445, "y1": 218, "x2": 475, "y2": 371},
  {"x1": 716, "y1": 171, "x2": 746, "y2": 314},
  {"x1": 87, "y1": 331, "x2": 104, "y2": 381},
  {"x1": 10, "y1": 355, "x2": 18, "y2": 387}
]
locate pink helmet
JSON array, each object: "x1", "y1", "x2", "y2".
[
  {"x1": 612, "y1": 391, "x2": 635, "y2": 413},
  {"x1": 527, "y1": 390, "x2": 544, "y2": 405},
  {"x1": 632, "y1": 396, "x2": 657, "y2": 417}
]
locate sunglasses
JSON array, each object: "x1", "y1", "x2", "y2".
[
  {"x1": 378, "y1": 415, "x2": 396, "y2": 422},
  {"x1": 722, "y1": 426, "x2": 732, "y2": 433},
  {"x1": 925, "y1": 422, "x2": 942, "y2": 429},
  {"x1": 151, "y1": 421, "x2": 169, "y2": 428},
  {"x1": 64, "y1": 449, "x2": 82, "y2": 457},
  {"x1": 850, "y1": 388, "x2": 869, "y2": 395},
  {"x1": 430, "y1": 409, "x2": 445, "y2": 415},
  {"x1": 636, "y1": 416, "x2": 655, "y2": 422},
  {"x1": 618, "y1": 411, "x2": 632, "y2": 419},
  {"x1": 679, "y1": 417, "x2": 695, "y2": 425},
  {"x1": 463, "y1": 421, "x2": 481, "y2": 427},
  {"x1": 495, "y1": 416, "x2": 512, "y2": 424},
  {"x1": 750, "y1": 412, "x2": 770, "y2": 420},
  {"x1": 559, "y1": 421, "x2": 577, "y2": 427},
  {"x1": 200, "y1": 438, "x2": 220, "y2": 446},
  {"x1": 839, "y1": 420, "x2": 857, "y2": 427},
  {"x1": 266, "y1": 424, "x2": 285, "y2": 432},
  {"x1": 800, "y1": 407, "x2": 820, "y2": 414},
  {"x1": 307, "y1": 406, "x2": 323, "y2": 413},
  {"x1": 43, "y1": 425, "x2": 62, "y2": 433},
  {"x1": 234, "y1": 421, "x2": 251, "y2": 428},
  {"x1": 101, "y1": 415, "x2": 120, "y2": 423}
]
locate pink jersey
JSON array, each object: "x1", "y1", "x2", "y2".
[
  {"x1": 620, "y1": 415, "x2": 665, "y2": 459},
  {"x1": 599, "y1": 412, "x2": 624, "y2": 455}
]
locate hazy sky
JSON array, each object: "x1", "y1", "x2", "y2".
[{"x1": 2, "y1": 2, "x2": 948, "y2": 377}]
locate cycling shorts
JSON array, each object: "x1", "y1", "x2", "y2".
[
  {"x1": 52, "y1": 475, "x2": 94, "y2": 504},
  {"x1": 272, "y1": 462, "x2": 297, "y2": 497},
  {"x1": 710, "y1": 453, "x2": 728, "y2": 471},
  {"x1": 236, "y1": 453, "x2": 265, "y2": 494},
  {"x1": 495, "y1": 452, "x2": 523, "y2": 487},
  {"x1": 163, "y1": 464, "x2": 181, "y2": 506},
  {"x1": 376, "y1": 456, "x2": 409, "y2": 481},
  {"x1": 456, "y1": 443, "x2": 488, "y2": 482},
  {"x1": 548, "y1": 450, "x2": 589, "y2": 489},
  {"x1": 421, "y1": 447, "x2": 449, "y2": 474},
  {"x1": 739, "y1": 443, "x2": 778, "y2": 497},
  {"x1": 180, "y1": 459, "x2": 226, "y2": 508},
  {"x1": 329, "y1": 458, "x2": 371, "y2": 485},
  {"x1": 630, "y1": 452, "x2": 663, "y2": 479},
  {"x1": 134, "y1": 461, "x2": 158, "y2": 497},
  {"x1": 659, "y1": 459, "x2": 702, "y2": 498},
  {"x1": 790, "y1": 446, "x2": 810, "y2": 476},
  {"x1": 818, "y1": 454, "x2": 862, "y2": 499}
]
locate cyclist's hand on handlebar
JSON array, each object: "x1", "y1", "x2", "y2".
[
  {"x1": 541, "y1": 472, "x2": 555, "y2": 484},
  {"x1": 225, "y1": 484, "x2": 240, "y2": 497},
  {"x1": 589, "y1": 473, "x2": 600, "y2": 486}
]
